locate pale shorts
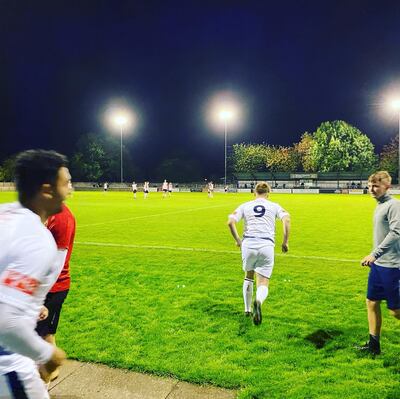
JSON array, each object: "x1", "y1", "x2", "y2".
[
  {"x1": 0, "y1": 367, "x2": 49, "y2": 399},
  {"x1": 241, "y1": 239, "x2": 275, "y2": 278}
]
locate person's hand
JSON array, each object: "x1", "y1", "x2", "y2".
[
  {"x1": 361, "y1": 255, "x2": 375, "y2": 267},
  {"x1": 282, "y1": 243, "x2": 289, "y2": 253},
  {"x1": 38, "y1": 306, "x2": 48, "y2": 321},
  {"x1": 236, "y1": 239, "x2": 242, "y2": 248},
  {"x1": 39, "y1": 347, "x2": 66, "y2": 383}
]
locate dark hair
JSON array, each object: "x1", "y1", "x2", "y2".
[{"x1": 15, "y1": 150, "x2": 68, "y2": 202}]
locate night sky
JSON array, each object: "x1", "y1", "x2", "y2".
[{"x1": 1, "y1": 1, "x2": 400, "y2": 178}]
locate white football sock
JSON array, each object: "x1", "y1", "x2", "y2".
[
  {"x1": 243, "y1": 278, "x2": 254, "y2": 312},
  {"x1": 256, "y1": 285, "x2": 268, "y2": 305}
]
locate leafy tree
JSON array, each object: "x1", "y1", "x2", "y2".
[
  {"x1": 70, "y1": 133, "x2": 105, "y2": 181},
  {"x1": 309, "y1": 120, "x2": 376, "y2": 172},
  {"x1": 231, "y1": 143, "x2": 268, "y2": 174},
  {"x1": 379, "y1": 134, "x2": 398, "y2": 179},
  {"x1": 0, "y1": 156, "x2": 16, "y2": 181},
  {"x1": 70, "y1": 133, "x2": 139, "y2": 181},
  {"x1": 265, "y1": 145, "x2": 299, "y2": 172},
  {"x1": 294, "y1": 132, "x2": 314, "y2": 172}
]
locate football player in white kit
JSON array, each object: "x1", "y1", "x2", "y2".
[
  {"x1": 162, "y1": 180, "x2": 168, "y2": 198},
  {"x1": 228, "y1": 182, "x2": 290, "y2": 325},
  {"x1": 131, "y1": 182, "x2": 137, "y2": 199},
  {"x1": 143, "y1": 181, "x2": 149, "y2": 199},
  {"x1": 168, "y1": 182, "x2": 173, "y2": 196},
  {"x1": 0, "y1": 150, "x2": 70, "y2": 398},
  {"x1": 208, "y1": 181, "x2": 214, "y2": 198}
]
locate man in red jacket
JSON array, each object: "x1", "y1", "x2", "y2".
[{"x1": 36, "y1": 203, "x2": 76, "y2": 381}]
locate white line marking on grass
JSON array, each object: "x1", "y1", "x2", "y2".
[
  {"x1": 75, "y1": 241, "x2": 359, "y2": 263},
  {"x1": 78, "y1": 204, "x2": 232, "y2": 228}
]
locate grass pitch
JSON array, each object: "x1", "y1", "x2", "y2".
[{"x1": 1, "y1": 191, "x2": 400, "y2": 399}]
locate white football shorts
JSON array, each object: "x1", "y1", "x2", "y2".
[
  {"x1": 0, "y1": 367, "x2": 49, "y2": 399},
  {"x1": 241, "y1": 239, "x2": 274, "y2": 278}
]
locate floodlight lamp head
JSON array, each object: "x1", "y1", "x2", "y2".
[
  {"x1": 114, "y1": 114, "x2": 128, "y2": 127},
  {"x1": 219, "y1": 110, "x2": 234, "y2": 122},
  {"x1": 390, "y1": 98, "x2": 400, "y2": 111}
]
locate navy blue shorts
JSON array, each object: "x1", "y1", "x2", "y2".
[{"x1": 367, "y1": 264, "x2": 400, "y2": 310}]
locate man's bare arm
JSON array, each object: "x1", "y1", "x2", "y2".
[
  {"x1": 281, "y1": 214, "x2": 290, "y2": 252},
  {"x1": 227, "y1": 217, "x2": 242, "y2": 247}
]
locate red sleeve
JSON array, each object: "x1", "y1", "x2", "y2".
[{"x1": 47, "y1": 209, "x2": 75, "y2": 250}]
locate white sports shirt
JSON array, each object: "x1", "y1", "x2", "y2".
[
  {"x1": 229, "y1": 198, "x2": 288, "y2": 244},
  {"x1": 0, "y1": 202, "x2": 61, "y2": 374},
  {"x1": 162, "y1": 181, "x2": 168, "y2": 190},
  {"x1": 132, "y1": 183, "x2": 137, "y2": 190}
]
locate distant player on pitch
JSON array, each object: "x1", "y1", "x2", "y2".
[
  {"x1": 168, "y1": 181, "x2": 173, "y2": 196},
  {"x1": 132, "y1": 181, "x2": 137, "y2": 199},
  {"x1": 162, "y1": 179, "x2": 168, "y2": 198},
  {"x1": 228, "y1": 182, "x2": 290, "y2": 326},
  {"x1": 208, "y1": 181, "x2": 214, "y2": 198},
  {"x1": 143, "y1": 181, "x2": 149, "y2": 199},
  {"x1": 359, "y1": 171, "x2": 400, "y2": 355}
]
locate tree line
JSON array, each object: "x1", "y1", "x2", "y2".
[
  {"x1": 231, "y1": 120, "x2": 398, "y2": 178},
  {"x1": 0, "y1": 120, "x2": 398, "y2": 182},
  {"x1": 0, "y1": 132, "x2": 203, "y2": 183}
]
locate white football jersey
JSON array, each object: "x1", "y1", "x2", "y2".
[
  {"x1": 132, "y1": 183, "x2": 137, "y2": 190},
  {"x1": 0, "y1": 202, "x2": 60, "y2": 374},
  {"x1": 229, "y1": 198, "x2": 288, "y2": 243},
  {"x1": 162, "y1": 182, "x2": 168, "y2": 190}
]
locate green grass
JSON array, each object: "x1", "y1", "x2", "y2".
[{"x1": 2, "y1": 191, "x2": 400, "y2": 398}]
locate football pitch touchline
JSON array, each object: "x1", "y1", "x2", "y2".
[
  {"x1": 75, "y1": 241, "x2": 359, "y2": 263},
  {"x1": 78, "y1": 204, "x2": 235, "y2": 228}
]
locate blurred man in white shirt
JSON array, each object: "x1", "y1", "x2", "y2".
[{"x1": 0, "y1": 150, "x2": 71, "y2": 398}]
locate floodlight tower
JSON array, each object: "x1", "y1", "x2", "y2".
[
  {"x1": 219, "y1": 110, "x2": 234, "y2": 186},
  {"x1": 390, "y1": 99, "x2": 400, "y2": 184},
  {"x1": 110, "y1": 111, "x2": 130, "y2": 183}
]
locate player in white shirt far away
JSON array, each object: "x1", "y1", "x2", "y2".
[
  {"x1": 208, "y1": 181, "x2": 214, "y2": 198},
  {"x1": 168, "y1": 182, "x2": 173, "y2": 196},
  {"x1": 228, "y1": 182, "x2": 291, "y2": 326},
  {"x1": 0, "y1": 150, "x2": 71, "y2": 398},
  {"x1": 131, "y1": 182, "x2": 137, "y2": 199},
  {"x1": 143, "y1": 181, "x2": 149, "y2": 199},
  {"x1": 162, "y1": 179, "x2": 168, "y2": 198}
]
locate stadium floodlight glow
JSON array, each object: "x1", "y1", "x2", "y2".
[
  {"x1": 219, "y1": 109, "x2": 234, "y2": 122},
  {"x1": 206, "y1": 93, "x2": 245, "y2": 186},
  {"x1": 106, "y1": 108, "x2": 135, "y2": 183},
  {"x1": 114, "y1": 114, "x2": 129, "y2": 127},
  {"x1": 390, "y1": 98, "x2": 400, "y2": 111}
]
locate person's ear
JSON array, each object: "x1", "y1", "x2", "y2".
[{"x1": 41, "y1": 183, "x2": 54, "y2": 199}]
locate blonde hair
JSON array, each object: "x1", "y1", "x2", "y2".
[
  {"x1": 255, "y1": 182, "x2": 271, "y2": 195},
  {"x1": 368, "y1": 171, "x2": 392, "y2": 185}
]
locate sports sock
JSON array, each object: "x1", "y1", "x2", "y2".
[
  {"x1": 256, "y1": 285, "x2": 269, "y2": 305},
  {"x1": 243, "y1": 278, "x2": 254, "y2": 312}
]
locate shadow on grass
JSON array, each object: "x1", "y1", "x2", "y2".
[
  {"x1": 383, "y1": 356, "x2": 400, "y2": 375},
  {"x1": 305, "y1": 329, "x2": 343, "y2": 349},
  {"x1": 237, "y1": 314, "x2": 254, "y2": 337}
]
